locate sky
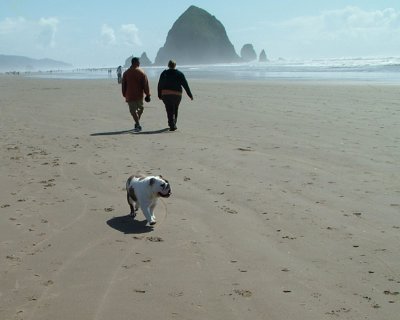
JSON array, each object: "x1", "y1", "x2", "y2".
[{"x1": 1, "y1": 0, "x2": 400, "y2": 67}]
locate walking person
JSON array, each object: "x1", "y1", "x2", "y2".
[
  {"x1": 157, "y1": 60, "x2": 193, "y2": 131},
  {"x1": 116, "y1": 65, "x2": 122, "y2": 84},
  {"x1": 122, "y1": 57, "x2": 151, "y2": 132}
]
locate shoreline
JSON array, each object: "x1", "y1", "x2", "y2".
[
  {"x1": 3, "y1": 73, "x2": 400, "y2": 87},
  {"x1": 2, "y1": 58, "x2": 400, "y2": 84}
]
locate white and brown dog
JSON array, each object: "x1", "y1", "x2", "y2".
[{"x1": 126, "y1": 175, "x2": 171, "y2": 225}]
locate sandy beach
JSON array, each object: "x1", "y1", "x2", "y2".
[{"x1": 0, "y1": 75, "x2": 399, "y2": 319}]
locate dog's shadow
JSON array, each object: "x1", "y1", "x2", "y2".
[{"x1": 107, "y1": 214, "x2": 154, "y2": 234}]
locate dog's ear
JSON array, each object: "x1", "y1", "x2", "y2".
[{"x1": 149, "y1": 177, "x2": 155, "y2": 186}]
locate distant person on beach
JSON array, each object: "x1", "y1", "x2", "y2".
[
  {"x1": 117, "y1": 65, "x2": 122, "y2": 84},
  {"x1": 122, "y1": 57, "x2": 151, "y2": 132},
  {"x1": 157, "y1": 60, "x2": 193, "y2": 131}
]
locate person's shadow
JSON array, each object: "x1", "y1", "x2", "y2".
[
  {"x1": 107, "y1": 214, "x2": 154, "y2": 234},
  {"x1": 91, "y1": 128, "x2": 169, "y2": 136}
]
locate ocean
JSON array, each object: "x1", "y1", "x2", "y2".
[{"x1": 22, "y1": 57, "x2": 400, "y2": 84}]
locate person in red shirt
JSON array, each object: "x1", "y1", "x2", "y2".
[{"x1": 122, "y1": 57, "x2": 151, "y2": 132}]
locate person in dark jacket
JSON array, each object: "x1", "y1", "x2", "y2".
[{"x1": 157, "y1": 60, "x2": 193, "y2": 131}]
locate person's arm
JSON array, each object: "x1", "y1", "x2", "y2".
[
  {"x1": 157, "y1": 71, "x2": 165, "y2": 99},
  {"x1": 121, "y1": 74, "x2": 127, "y2": 97},
  {"x1": 180, "y1": 72, "x2": 193, "y2": 100},
  {"x1": 143, "y1": 74, "x2": 151, "y2": 102},
  {"x1": 143, "y1": 74, "x2": 150, "y2": 97}
]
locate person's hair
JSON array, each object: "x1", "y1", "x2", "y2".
[
  {"x1": 168, "y1": 60, "x2": 176, "y2": 69},
  {"x1": 131, "y1": 57, "x2": 140, "y2": 65}
]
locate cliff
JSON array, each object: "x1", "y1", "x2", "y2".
[{"x1": 154, "y1": 6, "x2": 239, "y2": 65}]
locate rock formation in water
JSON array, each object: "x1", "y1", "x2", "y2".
[
  {"x1": 154, "y1": 5, "x2": 239, "y2": 65},
  {"x1": 259, "y1": 49, "x2": 268, "y2": 62},
  {"x1": 240, "y1": 44, "x2": 257, "y2": 62},
  {"x1": 139, "y1": 52, "x2": 152, "y2": 66},
  {"x1": 124, "y1": 52, "x2": 152, "y2": 67}
]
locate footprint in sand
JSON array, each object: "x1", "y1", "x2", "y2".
[
  {"x1": 237, "y1": 147, "x2": 254, "y2": 152},
  {"x1": 146, "y1": 236, "x2": 163, "y2": 242},
  {"x1": 233, "y1": 289, "x2": 253, "y2": 297},
  {"x1": 219, "y1": 205, "x2": 238, "y2": 214},
  {"x1": 311, "y1": 292, "x2": 321, "y2": 299},
  {"x1": 282, "y1": 235, "x2": 297, "y2": 240},
  {"x1": 383, "y1": 290, "x2": 399, "y2": 296},
  {"x1": 43, "y1": 280, "x2": 54, "y2": 287},
  {"x1": 39, "y1": 179, "x2": 56, "y2": 188},
  {"x1": 134, "y1": 289, "x2": 146, "y2": 294},
  {"x1": 169, "y1": 291, "x2": 184, "y2": 297},
  {"x1": 325, "y1": 308, "x2": 351, "y2": 315}
]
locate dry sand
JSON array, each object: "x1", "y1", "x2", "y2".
[{"x1": 0, "y1": 75, "x2": 399, "y2": 319}]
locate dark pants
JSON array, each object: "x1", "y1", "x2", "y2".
[{"x1": 162, "y1": 95, "x2": 182, "y2": 129}]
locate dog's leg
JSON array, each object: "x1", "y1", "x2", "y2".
[
  {"x1": 127, "y1": 193, "x2": 136, "y2": 218},
  {"x1": 149, "y1": 201, "x2": 157, "y2": 224},
  {"x1": 127, "y1": 186, "x2": 139, "y2": 218},
  {"x1": 141, "y1": 202, "x2": 156, "y2": 225}
]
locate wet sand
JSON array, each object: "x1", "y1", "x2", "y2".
[{"x1": 1, "y1": 75, "x2": 399, "y2": 319}]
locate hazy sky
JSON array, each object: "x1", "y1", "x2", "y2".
[{"x1": 1, "y1": 0, "x2": 399, "y2": 67}]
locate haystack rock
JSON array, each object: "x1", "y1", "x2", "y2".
[{"x1": 154, "y1": 6, "x2": 240, "y2": 65}]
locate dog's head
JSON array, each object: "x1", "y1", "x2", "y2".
[{"x1": 149, "y1": 176, "x2": 171, "y2": 198}]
